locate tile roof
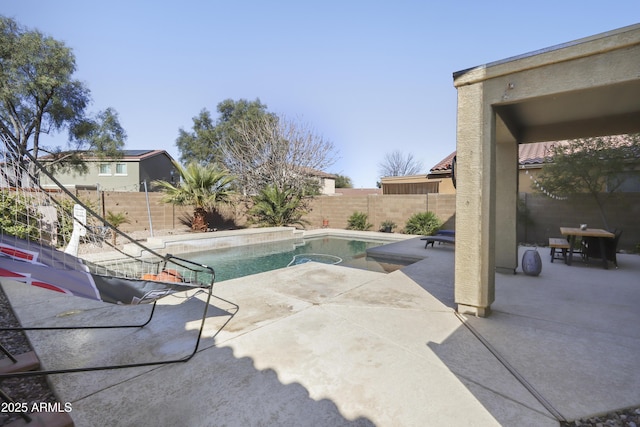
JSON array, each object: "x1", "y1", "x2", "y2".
[
  {"x1": 429, "y1": 151, "x2": 457, "y2": 172},
  {"x1": 430, "y1": 141, "x2": 559, "y2": 172}
]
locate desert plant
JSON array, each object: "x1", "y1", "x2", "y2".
[
  {"x1": 404, "y1": 211, "x2": 441, "y2": 235},
  {"x1": 346, "y1": 211, "x2": 372, "y2": 231},
  {"x1": 154, "y1": 161, "x2": 235, "y2": 232},
  {"x1": 379, "y1": 220, "x2": 397, "y2": 233},
  {"x1": 248, "y1": 185, "x2": 309, "y2": 228},
  {"x1": 105, "y1": 210, "x2": 130, "y2": 245}
]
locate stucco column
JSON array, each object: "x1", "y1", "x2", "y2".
[
  {"x1": 454, "y1": 82, "x2": 495, "y2": 317},
  {"x1": 494, "y1": 124, "x2": 519, "y2": 274}
]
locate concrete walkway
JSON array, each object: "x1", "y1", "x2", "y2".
[{"x1": 2, "y1": 237, "x2": 640, "y2": 426}]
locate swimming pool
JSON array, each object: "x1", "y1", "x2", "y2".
[{"x1": 184, "y1": 236, "x2": 407, "y2": 282}]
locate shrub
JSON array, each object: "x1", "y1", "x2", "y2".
[
  {"x1": 346, "y1": 211, "x2": 372, "y2": 231},
  {"x1": 248, "y1": 185, "x2": 309, "y2": 228},
  {"x1": 404, "y1": 211, "x2": 441, "y2": 235},
  {"x1": 379, "y1": 220, "x2": 397, "y2": 233},
  {"x1": 0, "y1": 191, "x2": 41, "y2": 240}
]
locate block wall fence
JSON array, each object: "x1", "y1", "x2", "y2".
[{"x1": 72, "y1": 191, "x2": 639, "y2": 251}]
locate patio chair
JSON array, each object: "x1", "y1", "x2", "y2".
[
  {"x1": 422, "y1": 234, "x2": 455, "y2": 248},
  {"x1": 582, "y1": 229, "x2": 622, "y2": 267},
  {"x1": 0, "y1": 236, "x2": 226, "y2": 378},
  {"x1": 0, "y1": 134, "x2": 237, "y2": 378}
]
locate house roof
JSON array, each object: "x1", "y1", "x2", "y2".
[
  {"x1": 380, "y1": 174, "x2": 431, "y2": 184},
  {"x1": 430, "y1": 141, "x2": 558, "y2": 172},
  {"x1": 39, "y1": 149, "x2": 174, "y2": 162},
  {"x1": 334, "y1": 188, "x2": 382, "y2": 196},
  {"x1": 300, "y1": 167, "x2": 336, "y2": 179}
]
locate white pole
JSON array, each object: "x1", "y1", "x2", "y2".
[{"x1": 143, "y1": 180, "x2": 154, "y2": 237}]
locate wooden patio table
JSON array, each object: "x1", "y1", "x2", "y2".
[{"x1": 560, "y1": 227, "x2": 615, "y2": 269}]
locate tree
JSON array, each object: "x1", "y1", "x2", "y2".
[
  {"x1": 153, "y1": 161, "x2": 235, "y2": 232},
  {"x1": 0, "y1": 17, "x2": 125, "y2": 180},
  {"x1": 333, "y1": 173, "x2": 353, "y2": 188},
  {"x1": 105, "y1": 210, "x2": 130, "y2": 246},
  {"x1": 378, "y1": 150, "x2": 423, "y2": 177},
  {"x1": 175, "y1": 109, "x2": 218, "y2": 165},
  {"x1": 176, "y1": 99, "x2": 273, "y2": 166},
  {"x1": 223, "y1": 114, "x2": 337, "y2": 195},
  {"x1": 247, "y1": 184, "x2": 309, "y2": 228},
  {"x1": 535, "y1": 133, "x2": 640, "y2": 230},
  {"x1": 42, "y1": 108, "x2": 127, "y2": 174},
  {"x1": 0, "y1": 16, "x2": 91, "y2": 159}
]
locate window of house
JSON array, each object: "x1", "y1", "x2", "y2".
[
  {"x1": 98, "y1": 163, "x2": 111, "y2": 175},
  {"x1": 115, "y1": 163, "x2": 127, "y2": 175}
]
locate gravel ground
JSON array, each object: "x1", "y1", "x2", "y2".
[{"x1": 0, "y1": 286, "x2": 58, "y2": 426}]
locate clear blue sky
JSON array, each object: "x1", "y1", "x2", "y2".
[{"x1": 3, "y1": 1, "x2": 639, "y2": 187}]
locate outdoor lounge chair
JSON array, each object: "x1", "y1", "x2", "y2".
[
  {"x1": 0, "y1": 235, "x2": 230, "y2": 378},
  {"x1": 0, "y1": 134, "x2": 237, "y2": 379},
  {"x1": 422, "y1": 230, "x2": 456, "y2": 248}
]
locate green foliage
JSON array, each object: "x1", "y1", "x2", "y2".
[
  {"x1": 154, "y1": 162, "x2": 235, "y2": 209},
  {"x1": 154, "y1": 161, "x2": 235, "y2": 231},
  {"x1": 45, "y1": 108, "x2": 127, "y2": 175},
  {"x1": 379, "y1": 220, "x2": 397, "y2": 232},
  {"x1": 346, "y1": 212, "x2": 372, "y2": 231},
  {"x1": 105, "y1": 210, "x2": 130, "y2": 245},
  {"x1": 333, "y1": 173, "x2": 353, "y2": 188},
  {"x1": 105, "y1": 210, "x2": 130, "y2": 228},
  {"x1": 248, "y1": 185, "x2": 309, "y2": 228},
  {"x1": 54, "y1": 197, "x2": 99, "y2": 246},
  {"x1": 404, "y1": 211, "x2": 441, "y2": 235},
  {"x1": 536, "y1": 134, "x2": 640, "y2": 230},
  {"x1": 0, "y1": 16, "x2": 91, "y2": 158},
  {"x1": 176, "y1": 99, "x2": 273, "y2": 166},
  {"x1": 0, "y1": 191, "x2": 41, "y2": 240}
]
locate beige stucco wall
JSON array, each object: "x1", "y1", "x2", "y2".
[
  {"x1": 40, "y1": 153, "x2": 178, "y2": 192},
  {"x1": 40, "y1": 161, "x2": 142, "y2": 191}
]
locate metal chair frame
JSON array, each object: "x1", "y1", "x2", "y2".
[{"x1": 0, "y1": 255, "x2": 238, "y2": 378}]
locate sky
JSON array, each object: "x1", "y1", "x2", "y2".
[{"x1": 2, "y1": 1, "x2": 639, "y2": 188}]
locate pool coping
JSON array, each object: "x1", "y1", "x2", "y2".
[{"x1": 82, "y1": 227, "x2": 419, "y2": 264}]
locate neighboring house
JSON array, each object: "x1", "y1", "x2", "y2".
[
  {"x1": 428, "y1": 142, "x2": 559, "y2": 194},
  {"x1": 420, "y1": 137, "x2": 640, "y2": 195},
  {"x1": 424, "y1": 142, "x2": 556, "y2": 194},
  {"x1": 380, "y1": 150, "x2": 457, "y2": 195},
  {"x1": 39, "y1": 150, "x2": 179, "y2": 192},
  {"x1": 334, "y1": 188, "x2": 382, "y2": 196},
  {"x1": 380, "y1": 174, "x2": 443, "y2": 195},
  {"x1": 303, "y1": 168, "x2": 336, "y2": 195}
]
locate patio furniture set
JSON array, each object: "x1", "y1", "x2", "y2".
[{"x1": 549, "y1": 227, "x2": 622, "y2": 269}]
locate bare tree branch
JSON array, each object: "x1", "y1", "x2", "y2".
[
  {"x1": 378, "y1": 150, "x2": 424, "y2": 177},
  {"x1": 223, "y1": 115, "x2": 337, "y2": 195}
]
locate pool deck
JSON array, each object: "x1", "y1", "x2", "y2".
[{"x1": 2, "y1": 230, "x2": 640, "y2": 426}]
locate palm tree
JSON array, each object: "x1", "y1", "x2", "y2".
[
  {"x1": 105, "y1": 210, "x2": 130, "y2": 245},
  {"x1": 153, "y1": 162, "x2": 235, "y2": 231},
  {"x1": 248, "y1": 185, "x2": 309, "y2": 228}
]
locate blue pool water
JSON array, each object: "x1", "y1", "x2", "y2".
[{"x1": 184, "y1": 237, "x2": 401, "y2": 282}]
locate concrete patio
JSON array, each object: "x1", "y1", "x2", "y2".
[{"x1": 1, "y1": 235, "x2": 639, "y2": 426}]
